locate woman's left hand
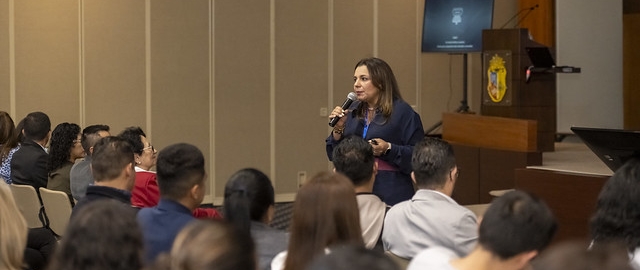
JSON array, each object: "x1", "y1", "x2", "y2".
[{"x1": 368, "y1": 138, "x2": 390, "y2": 156}]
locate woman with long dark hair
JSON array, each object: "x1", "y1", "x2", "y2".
[
  {"x1": 47, "y1": 122, "x2": 83, "y2": 198},
  {"x1": 224, "y1": 168, "x2": 288, "y2": 270},
  {"x1": 271, "y1": 171, "x2": 363, "y2": 270},
  {"x1": 0, "y1": 111, "x2": 20, "y2": 184}
]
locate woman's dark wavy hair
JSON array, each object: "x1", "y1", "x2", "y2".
[
  {"x1": 0, "y1": 111, "x2": 19, "y2": 163},
  {"x1": 223, "y1": 168, "x2": 275, "y2": 234},
  {"x1": 47, "y1": 123, "x2": 81, "y2": 172},
  {"x1": 590, "y1": 158, "x2": 640, "y2": 250}
]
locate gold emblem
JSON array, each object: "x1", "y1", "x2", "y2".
[{"x1": 487, "y1": 54, "x2": 507, "y2": 102}]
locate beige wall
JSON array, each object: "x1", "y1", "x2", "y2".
[{"x1": 0, "y1": 0, "x2": 517, "y2": 204}]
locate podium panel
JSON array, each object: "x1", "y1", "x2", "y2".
[{"x1": 481, "y1": 29, "x2": 556, "y2": 152}]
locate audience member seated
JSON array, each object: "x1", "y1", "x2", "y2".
[
  {"x1": 24, "y1": 227, "x2": 57, "y2": 270},
  {"x1": 11, "y1": 112, "x2": 51, "y2": 190},
  {"x1": 271, "y1": 171, "x2": 364, "y2": 270},
  {"x1": 46, "y1": 200, "x2": 144, "y2": 270},
  {"x1": 0, "y1": 181, "x2": 28, "y2": 270},
  {"x1": 47, "y1": 123, "x2": 84, "y2": 200},
  {"x1": 70, "y1": 124, "x2": 110, "y2": 201},
  {"x1": 382, "y1": 137, "x2": 477, "y2": 259},
  {"x1": 307, "y1": 244, "x2": 400, "y2": 270},
  {"x1": 589, "y1": 158, "x2": 640, "y2": 269},
  {"x1": 332, "y1": 135, "x2": 388, "y2": 250},
  {"x1": 150, "y1": 220, "x2": 256, "y2": 270},
  {"x1": 532, "y1": 240, "x2": 633, "y2": 270},
  {"x1": 15, "y1": 118, "x2": 25, "y2": 143},
  {"x1": 72, "y1": 136, "x2": 136, "y2": 216},
  {"x1": 408, "y1": 190, "x2": 557, "y2": 270},
  {"x1": 2, "y1": 173, "x2": 57, "y2": 270},
  {"x1": 223, "y1": 168, "x2": 288, "y2": 270},
  {"x1": 0, "y1": 111, "x2": 20, "y2": 184},
  {"x1": 137, "y1": 143, "x2": 208, "y2": 263},
  {"x1": 120, "y1": 127, "x2": 221, "y2": 219}
]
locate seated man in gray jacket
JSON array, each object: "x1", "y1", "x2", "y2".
[{"x1": 382, "y1": 137, "x2": 477, "y2": 259}]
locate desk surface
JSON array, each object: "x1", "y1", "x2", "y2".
[{"x1": 527, "y1": 142, "x2": 613, "y2": 176}]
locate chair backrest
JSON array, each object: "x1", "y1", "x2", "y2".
[
  {"x1": 39, "y1": 187, "x2": 73, "y2": 236},
  {"x1": 463, "y1": 203, "x2": 490, "y2": 218},
  {"x1": 9, "y1": 183, "x2": 46, "y2": 228},
  {"x1": 385, "y1": 251, "x2": 410, "y2": 270}
]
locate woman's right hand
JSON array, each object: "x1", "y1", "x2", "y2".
[{"x1": 329, "y1": 106, "x2": 349, "y2": 127}]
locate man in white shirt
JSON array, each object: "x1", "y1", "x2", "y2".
[
  {"x1": 409, "y1": 190, "x2": 557, "y2": 270},
  {"x1": 382, "y1": 137, "x2": 477, "y2": 259},
  {"x1": 333, "y1": 136, "x2": 388, "y2": 250}
]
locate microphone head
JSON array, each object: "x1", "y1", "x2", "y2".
[{"x1": 347, "y1": 92, "x2": 357, "y2": 101}]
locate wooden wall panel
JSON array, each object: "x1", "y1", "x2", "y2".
[
  {"x1": 378, "y1": 0, "x2": 419, "y2": 105},
  {"x1": 623, "y1": 13, "x2": 640, "y2": 129},
  {"x1": 420, "y1": 53, "x2": 460, "y2": 130},
  {"x1": 14, "y1": 0, "x2": 79, "y2": 125},
  {"x1": 150, "y1": 0, "x2": 211, "y2": 187},
  {"x1": 214, "y1": 0, "x2": 271, "y2": 197},
  {"x1": 0, "y1": 0, "x2": 8, "y2": 113},
  {"x1": 274, "y1": 0, "x2": 329, "y2": 194},
  {"x1": 83, "y1": 0, "x2": 145, "y2": 133},
  {"x1": 333, "y1": 0, "x2": 374, "y2": 106},
  {"x1": 519, "y1": 0, "x2": 555, "y2": 47}
]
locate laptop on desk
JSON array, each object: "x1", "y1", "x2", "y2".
[
  {"x1": 526, "y1": 47, "x2": 556, "y2": 69},
  {"x1": 570, "y1": 126, "x2": 640, "y2": 172}
]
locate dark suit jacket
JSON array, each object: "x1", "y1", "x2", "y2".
[{"x1": 11, "y1": 140, "x2": 48, "y2": 190}]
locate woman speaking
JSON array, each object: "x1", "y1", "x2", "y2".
[{"x1": 326, "y1": 57, "x2": 424, "y2": 206}]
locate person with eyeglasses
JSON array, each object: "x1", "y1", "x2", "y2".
[
  {"x1": 47, "y1": 122, "x2": 84, "y2": 201},
  {"x1": 119, "y1": 126, "x2": 221, "y2": 219}
]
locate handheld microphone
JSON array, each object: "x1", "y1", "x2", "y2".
[
  {"x1": 499, "y1": 4, "x2": 538, "y2": 29},
  {"x1": 328, "y1": 92, "x2": 357, "y2": 127}
]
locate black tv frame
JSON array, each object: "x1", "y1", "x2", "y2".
[
  {"x1": 571, "y1": 126, "x2": 640, "y2": 172},
  {"x1": 421, "y1": 0, "x2": 495, "y2": 53}
]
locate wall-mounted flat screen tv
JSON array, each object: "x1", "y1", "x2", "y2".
[{"x1": 421, "y1": 0, "x2": 494, "y2": 53}]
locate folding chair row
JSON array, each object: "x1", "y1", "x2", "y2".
[{"x1": 9, "y1": 183, "x2": 73, "y2": 237}]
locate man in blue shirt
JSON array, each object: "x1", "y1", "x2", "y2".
[{"x1": 137, "y1": 143, "x2": 208, "y2": 263}]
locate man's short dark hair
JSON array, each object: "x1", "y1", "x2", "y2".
[
  {"x1": 332, "y1": 136, "x2": 375, "y2": 186},
  {"x1": 479, "y1": 190, "x2": 557, "y2": 259},
  {"x1": 91, "y1": 136, "x2": 135, "y2": 182},
  {"x1": 156, "y1": 143, "x2": 205, "y2": 201},
  {"x1": 81, "y1": 124, "x2": 110, "y2": 155},
  {"x1": 22, "y1": 112, "x2": 51, "y2": 141},
  {"x1": 411, "y1": 137, "x2": 456, "y2": 189}
]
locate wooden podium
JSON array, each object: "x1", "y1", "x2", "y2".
[
  {"x1": 481, "y1": 28, "x2": 556, "y2": 152},
  {"x1": 442, "y1": 113, "x2": 541, "y2": 204}
]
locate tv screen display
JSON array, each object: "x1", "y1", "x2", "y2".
[{"x1": 421, "y1": 0, "x2": 494, "y2": 53}]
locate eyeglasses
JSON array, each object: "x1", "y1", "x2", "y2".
[{"x1": 142, "y1": 144, "x2": 155, "y2": 152}]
